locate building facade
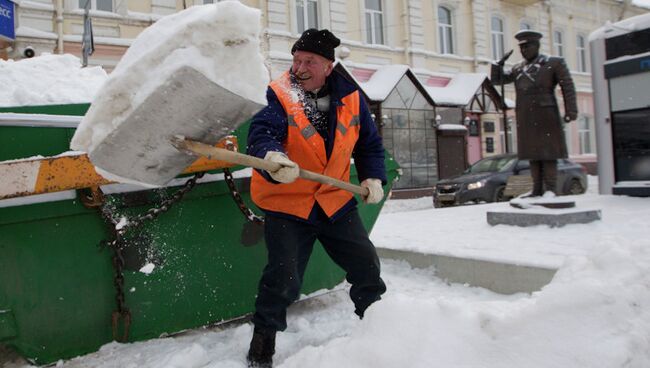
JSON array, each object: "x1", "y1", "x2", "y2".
[{"x1": 2, "y1": 0, "x2": 648, "y2": 187}]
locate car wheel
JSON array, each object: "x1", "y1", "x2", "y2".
[
  {"x1": 493, "y1": 186, "x2": 507, "y2": 202},
  {"x1": 567, "y1": 178, "x2": 585, "y2": 195}
]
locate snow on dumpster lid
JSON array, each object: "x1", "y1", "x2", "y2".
[{"x1": 0, "y1": 53, "x2": 107, "y2": 108}]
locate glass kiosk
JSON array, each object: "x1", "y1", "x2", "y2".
[{"x1": 590, "y1": 13, "x2": 650, "y2": 196}]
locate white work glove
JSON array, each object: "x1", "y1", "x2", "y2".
[
  {"x1": 360, "y1": 178, "x2": 384, "y2": 204},
  {"x1": 264, "y1": 151, "x2": 299, "y2": 183}
]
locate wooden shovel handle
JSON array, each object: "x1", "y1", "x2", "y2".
[{"x1": 171, "y1": 137, "x2": 369, "y2": 197}]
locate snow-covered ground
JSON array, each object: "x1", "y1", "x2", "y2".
[
  {"x1": 2, "y1": 1, "x2": 649, "y2": 366},
  {"x1": 371, "y1": 176, "x2": 647, "y2": 269},
  {"x1": 6, "y1": 176, "x2": 650, "y2": 368}
]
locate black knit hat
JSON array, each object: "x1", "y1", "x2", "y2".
[{"x1": 291, "y1": 28, "x2": 341, "y2": 61}]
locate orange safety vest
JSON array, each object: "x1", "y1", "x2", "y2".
[{"x1": 251, "y1": 71, "x2": 361, "y2": 220}]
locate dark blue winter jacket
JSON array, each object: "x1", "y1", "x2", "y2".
[{"x1": 247, "y1": 69, "x2": 386, "y2": 223}]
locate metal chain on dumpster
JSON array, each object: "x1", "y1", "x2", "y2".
[
  {"x1": 223, "y1": 168, "x2": 264, "y2": 225},
  {"x1": 99, "y1": 172, "x2": 205, "y2": 342}
]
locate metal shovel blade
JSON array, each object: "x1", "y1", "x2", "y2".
[{"x1": 88, "y1": 66, "x2": 264, "y2": 186}]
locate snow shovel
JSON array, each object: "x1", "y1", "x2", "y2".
[
  {"x1": 87, "y1": 66, "x2": 265, "y2": 186},
  {"x1": 171, "y1": 137, "x2": 369, "y2": 197}
]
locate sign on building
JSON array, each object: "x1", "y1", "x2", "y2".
[{"x1": 0, "y1": 0, "x2": 15, "y2": 41}]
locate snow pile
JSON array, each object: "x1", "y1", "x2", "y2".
[
  {"x1": 70, "y1": 1, "x2": 269, "y2": 153},
  {"x1": 7, "y1": 184, "x2": 650, "y2": 367},
  {"x1": 0, "y1": 53, "x2": 107, "y2": 107},
  {"x1": 281, "y1": 240, "x2": 650, "y2": 367}
]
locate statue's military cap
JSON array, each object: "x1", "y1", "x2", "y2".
[{"x1": 515, "y1": 30, "x2": 543, "y2": 45}]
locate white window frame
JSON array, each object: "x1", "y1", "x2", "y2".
[
  {"x1": 578, "y1": 115, "x2": 594, "y2": 154},
  {"x1": 553, "y1": 29, "x2": 564, "y2": 57},
  {"x1": 78, "y1": 0, "x2": 114, "y2": 12},
  {"x1": 491, "y1": 16, "x2": 505, "y2": 60},
  {"x1": 364, "y1": 0, "x2": 385, "y2": 45},
  {"x1": 576, "y1": 34, "x2": 587, "y2": 72},
  {"x1": 500, "y1": 117, "x2": 515, "y2": 154},
  {"x1": 296, "y1": 0, "x2": 319, "y2": 34},
  {"x1": 437, "y1": 6, "x2": 454, "y2": 54}
]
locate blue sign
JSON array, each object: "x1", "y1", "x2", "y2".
[
  {"x1": 641, "y1": 58, "x2": 650, "y2": 71},
  {"x1": 0, "y1": 0, "x2": 15, "y2": 41}
]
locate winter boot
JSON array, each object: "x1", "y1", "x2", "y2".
[{"x1": 247, "y1": 327, "x2": 276, "y2": 368}]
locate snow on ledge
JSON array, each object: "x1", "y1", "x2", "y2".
[{"x1": 437, "y1": 123, "x2": 467, "y2": 131}]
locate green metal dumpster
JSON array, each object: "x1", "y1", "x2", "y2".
[{"x1": 0, "y1": 104, "x2": 400, "y2": 365}]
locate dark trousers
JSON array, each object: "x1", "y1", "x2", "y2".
[
  {"x1": 252, "y1": 208, "x2": 386, "y2": 332},
  {"x1": 530, "y1": 160, "x2": 558, "y2": 195}
]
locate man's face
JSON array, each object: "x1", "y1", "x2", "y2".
[
  {"x1": 519, "y1": 41, "x2": 540, "y2": 62},
  {"x1": 291, "y1": 50, "x2": 333, "y2": 92}
]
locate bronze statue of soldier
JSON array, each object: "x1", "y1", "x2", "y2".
[{"x1": 491, "y1": 30, "x2": 578, "y2": 197}]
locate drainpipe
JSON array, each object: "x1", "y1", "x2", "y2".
[
  {"x1": 546, "y1": 0, "x2": 553, "y2": 53},
  {"x1": 402, "y1": 0, "x2": 411, "y2": 66},
  {"x1": 56, "y1": 0, "x2": 64, "y2": 53},
  {"x1": 469, "y1": 0, "x2": 478, "y2": 71}
]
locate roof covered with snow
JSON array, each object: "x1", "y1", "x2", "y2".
[
  {"x1": 358, "y1": 64, "x2": 411, "y2": 101},
  {"x1": 424, "y1": 73, "x2": 490, "y2": 106},
  {"x1": 337, "y1": 62, "x2": 502, "y2": 109}
]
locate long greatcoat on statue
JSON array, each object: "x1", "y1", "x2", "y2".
[{"x1": 491, "y1": 54, "x2": 578, "y2": 160}]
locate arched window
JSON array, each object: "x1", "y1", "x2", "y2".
[
  {"x1": 491, "y1": 16, "x2": 505, "y2": 60},
  {"x1": 296, "y1": 0, "x2": 319, "y2": 34},
  {"x1": 438, "y1": 6, "x2": 454, "y2": 54}
]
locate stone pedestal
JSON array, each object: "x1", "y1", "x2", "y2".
[{"x1": 487, "y1": 207, "x2": 602, "y2": 227}]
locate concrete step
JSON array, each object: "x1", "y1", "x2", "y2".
[{"x1": 377, "y1": 247, "x2": 557, "y2": 295}]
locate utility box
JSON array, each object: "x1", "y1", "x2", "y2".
[{"x1": 590, "y1": 13, "x2": 650, "y2": 196}]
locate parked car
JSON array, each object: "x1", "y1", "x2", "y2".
[{"x1": 433, "y1": 154, "x2": 588, "y2": 208}]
